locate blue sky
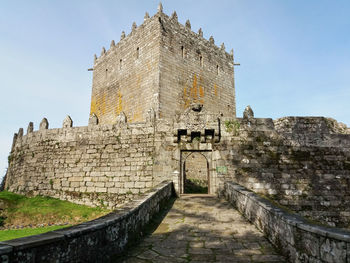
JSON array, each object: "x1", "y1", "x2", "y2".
[{"x1": 1, "y1": 0, "x2": 349, "y2": 180}]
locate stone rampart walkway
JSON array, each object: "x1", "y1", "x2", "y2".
[{"x1": 121, "y1": 195, "x2": 286, "y2": 263}]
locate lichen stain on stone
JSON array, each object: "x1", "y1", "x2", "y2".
[
  {"x1": 116, "y1": 90, "x2": 123, "y2": 115},
  {"x1": 199, "y1": 86, "x2": 204, "y2": 104},
  {"x1": 183, "y1": 85, "x2": 190, "y2": 109},
  {"x1": 190, "y1": 74, "x2": 198, "y2": 103},
  {"x1": 90, "y1": 98, "x2": 97, "y2": 116},
  {"x1": 214, "y1": 84, "x2": 218, "y2": 97},
  {"x1": 93, "y1": 93, "x2": 107, "y2": 116}
]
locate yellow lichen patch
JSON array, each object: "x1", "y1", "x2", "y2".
[
  {"x1": 116, "y1": 90, "x2": 123, "y2": 115},
  {"x1": 214, "y1": 84, "x2": 218, "y2": 97},
  {"x1": 199, "y1": 86, "x2": 204, "y2": 98},
  {"x1": 133, "y1": 109, "x2": 142, "y2": 122},
  {"x1": 90, "y1": 98, "x2": 97, "y2": 115},
  {"x1": 199, "y1": 86, "x2": 204, "y2": 105},
  {"x1": 183, "y1": 85, "x2": 190, "y2": 109},
  {"x1": 93, "y1": 93, "x2": 106, "y2": 116},
  {"x1": 190, "y1": 74, "x2": 198, "y2": 103}
]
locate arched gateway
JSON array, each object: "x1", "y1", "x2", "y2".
[
  {"x1": 180, "y1": 150, "x2": 213, "y2": 194},
  {"x1": 184, "y1": 152, "x2": 209, "y2": 193}
]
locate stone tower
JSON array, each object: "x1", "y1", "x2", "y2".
[{"x1": 90, "y1": 4, "x2": 236, "y2": 124}]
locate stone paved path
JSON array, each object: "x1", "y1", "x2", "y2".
[{"x1": 121, "y1": 195, "x2": 286, "y2": 263}]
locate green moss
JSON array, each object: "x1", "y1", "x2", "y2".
[
  {"x1": 7, "y1": 154, "x2": 13, "y2": 163},
  {"x1": 267, "y1": 151, "x2": 281, "y2": 161},
  {"x1": 192, "y1": 136, "x2": 200, "y2": 142},
  {"x1": 258, "y1": 194, "x2": 295, "y2": 214},
  {"x1": 224, "y1": 120, "x2": 240, "y2": 135}
]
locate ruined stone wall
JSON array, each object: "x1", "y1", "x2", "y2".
[
  {"x1": 223, "y1": 182, "x2": 350, "y2": 263},
  {"x1": 216, "y1": 117, "x2": 350, "y2": 227},
  {"x1": 90, "y1": 15, "x2": 160, "y2": 124},
  {"x1": 158, "y1": 13, "x2": 236, "y2": 119},
  {"x1": 5, "y1": 122, "x2": 157, "y2": 208}
]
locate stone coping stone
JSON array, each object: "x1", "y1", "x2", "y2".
[
  {"x1": 51, "y1": 181, "x2": 171, "y2": 239},
  {"x1": 0, "y1": 244, "x2": 13, "y2": 254},
  {"x1": 0, "y1": 232, "x2": 64, "y2": 250},
  {"x1": 0, "y1": 180, "x2": 173, "y2": 255},
  {"x1": 226, "y1": 182, "x2": 350, "y2": 242}
]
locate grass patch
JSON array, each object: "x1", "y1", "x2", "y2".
[
  {"x1": 0, "y1": 191, "x2": 110, "y2": 228},
  {"x1": 0, "y1": 225, "x2": 70, "y2": 241}
]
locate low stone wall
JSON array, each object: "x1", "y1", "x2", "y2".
[
  {"x1": 222, "y1": 181, "x2": 350, "y2": 263},
  {"x1": 0, "y1": 181, "x2": 174, "y2": 263}
]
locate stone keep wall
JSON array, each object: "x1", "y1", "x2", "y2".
[
  {"x1": 90, "y1": 14, "x2": 161, "y2": 124},
  {"x1": 90, "y1": 8, "x2": 236, "y2": 124},
  {"x1": 5, "y1": 122, "x2": 157, "y2": 208},
  {"x1": 158, "y1": 12, "x2": 236, "y2": 119}
]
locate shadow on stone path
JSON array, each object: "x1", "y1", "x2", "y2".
[{"x1": 118, "y1": 195, "x2": 286, "y2": 263}]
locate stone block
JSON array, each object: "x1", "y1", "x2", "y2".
[
  {"x1": 135, "y1": 182, "x2": 145, "y2": 188},
  {"x1": 70, "y1": 182, "x2": 80, "y2": 188},
  {"x1": 320, "y1": 237, "x2": 347, "y2": 263},
  {"x1": 95, "y1": 187, "x2": 107, "y2": 193},
  {"x1": 95, "y1": 182, "x2": 105, "y2": 188},
  {"x1": 124, "y1": 182, "x2": 135, "y2": 188},
  {"x1": 86, "y1": 187, "x2": 95, "y2": 192}
]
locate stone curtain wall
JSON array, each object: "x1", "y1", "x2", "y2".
[
  {"x1": 216, "y1": 117, "x2": 350, "y2": 227},
  {"x1": 0, "y1": 181, "x2": 174, "y2": 263},
  {"x1": 222, "y1": 182, "x2": 350, "y2": 263},
  {"x1": 5, "y1": 122, "x2": 156, "y2": 208},
  {"x1": 4, "y1": 114, "x2": 350, "y2": 227}
]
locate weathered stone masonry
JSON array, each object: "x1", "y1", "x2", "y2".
[
  {"x1": 3, "y1": 4, "x2": 350, "y2": 230},
  {"x1": 0, "y1": 181, "x2": 174, "y2": 263},
  {"x1": 6, "y1": 112, "x2": 350, "y2": 227},
  {"x1": 6, "y1": 122, "x2": 157, "y2": 209},
  {"x1": 90, "y1": 7, "x2": 235, "y2": 124},
  {"x1": 222, "y1": 182, "x2": 350, "y2": 263}
]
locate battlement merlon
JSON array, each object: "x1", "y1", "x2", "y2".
[{"x1": 89, "y1": 4, "x2": 236, "y2": 125}]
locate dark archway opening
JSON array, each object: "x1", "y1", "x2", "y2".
[{"x1": 184, "y1": 152, "x2": 209, "y2": 194}]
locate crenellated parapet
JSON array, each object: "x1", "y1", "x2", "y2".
[
  {"x1": 6, "y1": 115, "x2": 161, "y2": 208},
  {"x1": 93, "y1": 3, "x2": 234, "y2": 65}
]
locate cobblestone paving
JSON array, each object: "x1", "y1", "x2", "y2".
[{"x1": 121, "y1": 195, "x2": 286, "y2": 263}]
